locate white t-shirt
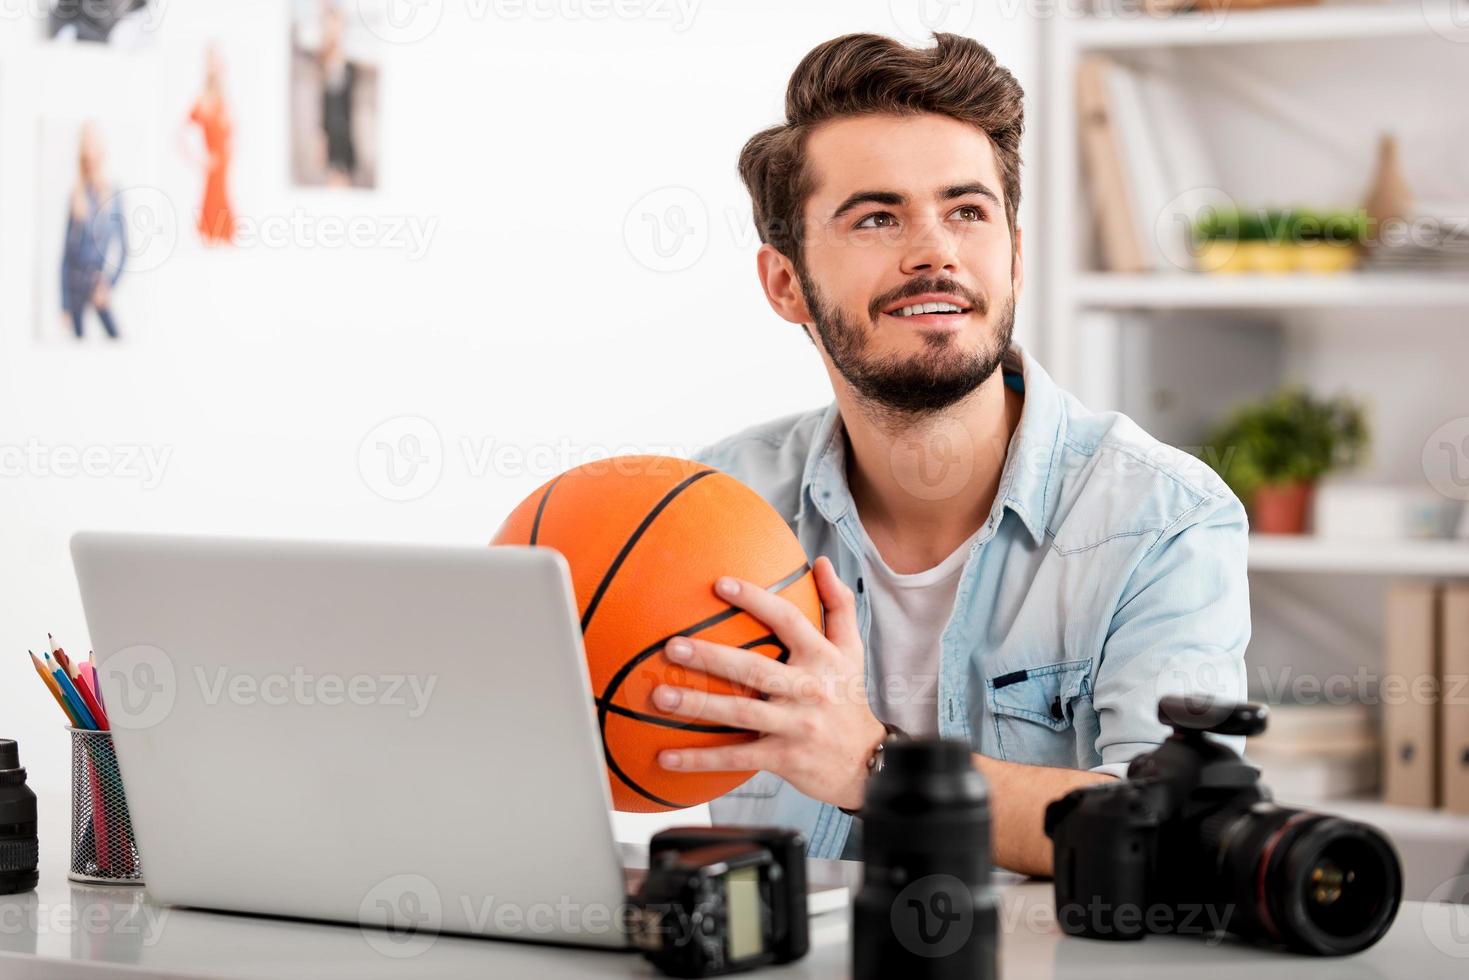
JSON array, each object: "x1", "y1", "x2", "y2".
[{"x1": 850, "y1": 515, "x2": 978, "y2": 738}]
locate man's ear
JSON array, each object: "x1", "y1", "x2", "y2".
[
  {"x1": 1011, "y1": 225, "x2": 1024, "y2": 302},
  {"x1": 756, "y1": 243, "x2": 812, "y2": 325}
]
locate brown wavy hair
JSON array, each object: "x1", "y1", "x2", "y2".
[{"x1": 737, "y1": 32, "x2": 1025, "y2": 273}]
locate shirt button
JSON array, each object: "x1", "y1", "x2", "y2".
[{"x1": 856, "y1": 577, "x2": 864, "y2": 594}]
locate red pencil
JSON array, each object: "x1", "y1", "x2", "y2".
[
  {"x1": 48, "y1": 633, "x2": 75, "y2": 677},
  {"x1": 72, "y1": 666, "x2": 110, "y2": 731}
]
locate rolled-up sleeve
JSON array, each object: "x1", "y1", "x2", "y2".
[{"x1": 1089, "y1": 491, "x2": 1252, "y2": 778}]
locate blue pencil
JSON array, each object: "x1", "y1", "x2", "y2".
[{"x1": 45, "y1": 651, "x2": 98, "y2": 730}]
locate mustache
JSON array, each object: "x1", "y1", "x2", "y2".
[{"x1": 871, "y1": 280, "x2": 988, "y2": 319}]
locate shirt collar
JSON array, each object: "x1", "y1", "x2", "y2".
[{"x1": 798, "y1": 343, "x2": 1063, "y2": 547}]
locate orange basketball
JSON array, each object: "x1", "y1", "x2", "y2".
[{"x1": 491, "y1": 455, "x2": 820, "y2": 812}]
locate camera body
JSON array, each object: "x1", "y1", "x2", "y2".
[
  {"x1": 631, "y1": 826, "x2": 808, "y2": 977},
  {"x1": 1045, "y1": 697, "x2": 1402, "y2": 956}
]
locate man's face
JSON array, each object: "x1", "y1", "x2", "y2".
[{"x1": 788, "y1": 112, "x2": 1021, "y2": 416}]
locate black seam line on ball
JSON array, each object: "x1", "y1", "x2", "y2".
[
  {"x1": 596, "y1": 562, "x2": 811, "y2": 809},
  {"x1": 528, "y1": 474, "x2": 563, "y2": 546},
  {"x1": 580, "y1": 468, "x2": 716, "y2": 634},
  {"x1": 603, "y1": 755, "x2": 688, "y2": 811},
  {"x1": 592, "y1": 632, "x2": 793, "y2": 734}
]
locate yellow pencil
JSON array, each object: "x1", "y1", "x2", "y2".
[{"x1": 30, "y1": 650, "x2": 82, "y2": 726}]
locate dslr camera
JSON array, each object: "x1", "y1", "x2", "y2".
[{"x1": 1045, "y1": 696, "x2": 1402, "y2": 956}]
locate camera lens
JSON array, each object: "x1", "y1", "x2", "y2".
[
  {"x1": 853, "y1": 739, "x2": 997, "y2": 980},
  {"x1": 1214, "y1": 805, "x2": 1401, "y2": 955},
  {"x1": 0, "y1": 739, "x2": 40, "y2": 896},
  {"x1": 1278, "y1": 819, "x2": 1399, "y2": 952}
]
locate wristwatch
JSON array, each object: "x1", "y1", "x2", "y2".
[{"x1": 839, "y1": 722, "x2": 907, "y2": 816}]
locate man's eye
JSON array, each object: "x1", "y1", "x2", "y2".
[
  {"x1": 954, "y1": 205, "x2": 985, "y2": 222},
  {"x1": 854, "y1": 212, "x2": 896, "y2": 230}
]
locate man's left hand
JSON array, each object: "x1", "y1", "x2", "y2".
[{"x1": 654, "y1": 555, "x2": 887, "y2": 812}]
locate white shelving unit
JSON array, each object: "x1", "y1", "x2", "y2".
[
  {"x1": 1250, "y1": 534, "x2": 1469, "y2": 576},
  {"x1": 1074, "y1": 272, "x2": 1469, "y2": 311},
  {"x1": 1043, "y1": 0, "x2": 1469, "y2": 383},
  {"x1": 1040, "y1": 1, "x2": 1469, "y2": 578},
  {"x1": 1039, "y1": 2, "x2": 1469, "y2": 811},
  {"x1": 1069, "y1": 1, "x2": 1469, "y2": 50}
]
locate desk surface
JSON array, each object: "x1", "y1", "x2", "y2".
[{"x1": 2, "y1": 820, "x2": 1467, "y2": 978}]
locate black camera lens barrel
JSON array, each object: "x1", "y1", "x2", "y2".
[
  {"x1": 1210, "y1": 806, "x2": 1402, "y2": 956},
  {"x1": 0, "y1": 740, "x2": 40, "y2": 896},
  {"x1": 854, "y1": 739, "x2": 997, "y2": 980}
]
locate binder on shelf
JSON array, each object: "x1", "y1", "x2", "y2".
[
  {"x1": 1382, "y1": 582, "x2": 1440, "y2": 808},
  {"x1": 1441, "y1": 585, "x2": 1469, "y2": 814},
  {"x1": 1101, "y1": 57, "x2": 1170, "y2": 272},
  {"x1": 1076, "y1": 56, "x2": 1148, "y2": 274}
]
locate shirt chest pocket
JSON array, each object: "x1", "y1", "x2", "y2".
[{"x1": 984, "y1": 658, "x2": 1096, "y2": 769}]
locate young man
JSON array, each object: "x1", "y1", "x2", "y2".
[{"x1": 651, "y1": 33, "x2": 1250, "y2": 875}]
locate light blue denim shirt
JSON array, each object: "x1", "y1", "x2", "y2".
[{"x1": 690, "y1": 345, "x2": 1250, "y2": 859}]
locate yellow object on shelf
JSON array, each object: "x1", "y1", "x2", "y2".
[
  {"x1": 1294, "y1": 242, "x2": 1360, "y2": 274},
  {"x1": 1195, "y1": 240, "x2": 1359, "y2": 275}
]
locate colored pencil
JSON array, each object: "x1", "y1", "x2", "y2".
[
  {"x1": 45, "y1": 651, "x2": 98, "y2": 731},
  {"x1": 86, "y1": 651, "x2": 105, "y2": 710},
  {"x1": 84, "y1": 748, "x2": 111, "y2": 871},
  {"x1": 49, "y1": 636, "x2": 110, "y2": 728},
  {"x1": 30, "y1": 651, "x2": 82, "y2": 726},
  {"x1": 48, "y1": 633, "x2": 74, "y2": 677},
  {"x1": 69, "y1": 663, "x2": 110, "y2": 731}
]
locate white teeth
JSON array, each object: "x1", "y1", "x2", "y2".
[{"x1": 891, "y1": 301, "x2": 966, "y2": 317}]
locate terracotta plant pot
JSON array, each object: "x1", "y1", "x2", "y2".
[{"x1": 1252, "y1": 481, "x2": 1315, "y2": 535}]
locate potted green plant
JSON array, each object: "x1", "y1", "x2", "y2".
[
  {"x1": 1201, "y1": 387, "x2": 1369, "y2": 535},
  {"x1": 1192, "y1": 206, "x2": 1370, "y2": 275}
]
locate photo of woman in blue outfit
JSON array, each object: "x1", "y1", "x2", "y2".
[{"x1": 60, "y1": 122, "x2": 127, "y2": 341}]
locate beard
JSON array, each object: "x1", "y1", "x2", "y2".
[{"x1": 798, "y1": 271, "x2": 1017, "y2": 419}]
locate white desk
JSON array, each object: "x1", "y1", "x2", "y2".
[{"x1": 2, "y1": 804, "x2": 1468, "y2": 978}]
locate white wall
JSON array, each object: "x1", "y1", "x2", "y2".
[{"x1": 0, "y1": 2, "x2": 1040, "y2": 805}]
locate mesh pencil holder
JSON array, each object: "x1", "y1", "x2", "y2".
[{"x1": 67, "y1": 728, "x2": 143, "y2": 885}]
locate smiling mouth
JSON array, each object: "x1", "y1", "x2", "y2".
[
  {"x1": 882, "y1": 298, "x2": 973, "y2": 318},
  {"x1": 884, "y1": 305, "x2": 972, "y2": 323}
]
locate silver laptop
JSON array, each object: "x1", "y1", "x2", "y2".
[{"x1": 70, "y1": 531, "x2": 848, "y2": 949}]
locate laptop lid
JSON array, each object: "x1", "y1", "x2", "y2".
[{"x1": 70, "y1": 530, "x2": 631, "y2": 949}]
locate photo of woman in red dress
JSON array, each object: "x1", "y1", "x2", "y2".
[{"x1": 184, "y1": 43, "x2": 235, "y2": 245}]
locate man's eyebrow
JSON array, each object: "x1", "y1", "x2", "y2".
[{"x1": 828, "y1": 182, "x2": 1002, "y2": 221}]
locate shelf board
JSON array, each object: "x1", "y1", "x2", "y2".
[
  {"x1": 1074, "y1": 273, "x2": 1469, "y2": 310},
  {"x1": 1249, "y1": 534, "x2": 1469, "y2": 576},
  {"x1": 1067, "y1": 2, "x2": 1466, "y2": 50}
]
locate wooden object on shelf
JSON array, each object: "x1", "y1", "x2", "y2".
[
  {"x1": 1140, "y1": 0, "x2": 1192, "y2": 13},
  {"x1": 1442, "y1": 585, "x2": 1469, "y2": 815},
  {"x1": 1362, "y1": 132, "x2": 1414, "y2": 238},
  {"x1": 1382, "y1": 582, "x2": 1440, "y2": 808},
  {"x1": 1191, "y1": 0, "x2": 1322, "y2": 10},
  {"x1": 1076, "y1": 56, "x2": 1149, "y2": 273},
  {"x1": 1131, "y1": 0, "x2": 1322, "y2": 11}
]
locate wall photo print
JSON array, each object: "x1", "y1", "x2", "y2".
[
  {"x1": 290, "y1": 0, "x2": 381, "y2": 190},
  {"x1": 46, "y1": 0, "x2": 158, "y2": 48},
  {"x1": 34, "y1": 119, "x2": 153, "y2": 342},
  {"x1": 180, "y1": 43, "x2": 237, "y2": 245}
]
